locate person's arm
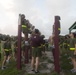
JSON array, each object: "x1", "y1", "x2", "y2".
[{"x1": 2, "y1": 43, "x2": 6, "y2": 55}]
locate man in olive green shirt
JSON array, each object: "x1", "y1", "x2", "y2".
[
  {"x1": 2, "y1": 38, "x2": 11, "y2": 70},
  {"x1": 68, "y1": 33, "x2": 76, "y2": 73}
]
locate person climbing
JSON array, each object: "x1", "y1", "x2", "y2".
[{"x1": 21, "y1": 14, "x2": 32, "y2": 46}]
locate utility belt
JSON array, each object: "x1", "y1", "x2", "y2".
[
  {"x1": 32, "y1": 46, "x2": 42, "y2": 49},
  {"x1": 22, "y1": 25, "x2": 30, "y2": 30},
  {"x1": 22, "y1": 25, "x2": 27, "y2": 28},
  {"x1": 58, "y1": 28, "x2": 61, "y2": 30},
  {"x1": 70, "y1": 48, "x2": 75, "y2": 51},
  {"x1": 5, "y1": 49, "x2": 11, "y2": 51}
]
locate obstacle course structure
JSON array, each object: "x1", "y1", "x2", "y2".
[
  {"x1": 17, "y1": 14, "x2": 22, "y2": 70},
  {"x1": 17, "y1": 14, "x2": 61, "y2": 74},
  {"x1": 17, "y1": 14, "x2": 31, "y2": 70},
  {"x1": 53, "y1": 16, "x2": 61, "y2": 74}
]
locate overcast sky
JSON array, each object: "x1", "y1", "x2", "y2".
[{"x1": 0, "y1": 0, "x2": 76, "y2": 38}]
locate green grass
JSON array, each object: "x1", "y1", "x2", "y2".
[
  {"x1": 0, "y1": 60, "x2": 25, "y2": 75},
  {"x1": 1, "y1": 43, "x2": 76, "y2": 75}
]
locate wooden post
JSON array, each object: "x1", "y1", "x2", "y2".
[
  {"x1": 53, "y1": 16, "x2": 60, "y2": 73},
  {"x1": 17, "y1": 14, "x2": 22, "y2": 70},
  {"x1": 29, "y1": 47, "x2": 32, "y2": 59}
]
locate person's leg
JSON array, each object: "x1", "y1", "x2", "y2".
[
  {"x1": 6, "y1": 51, "x2": 11, "y2": 63},
  {"x1": 71, "y1": 57, "x2": 76, "y2": 73},
  {"x1": 14, "y1": 48, "x2": 17, "y2": 61},
  {"x1": 71, "y1": 58, "x2": 76, "y2": 69},
  {"x1": 31, "y1": 57, "x2": 35, "y2": 70},
  {"x1": 35, "y1": 48, "x2": 41, "y2": 73},
  {"x1": 2, "y1": 55, "x2": 7, "y2": 69},
  {"x1": 35, "y1": 57, "x2": 39, "y2": 72},
  {"x1": 70, "y1": 51, "x2": 76, "y2": 69},
  {"x1": 31, "y1": 48, "x2": 36, "y2": 71},
  {"x1": 7, "y1": 55, "x2": 11, "y2": 63}
]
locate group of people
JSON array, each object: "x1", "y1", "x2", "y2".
[
  {"x1": 49, "y1": 32, "x2": 76, "y2": 73},
  {"x1": 64, "y1": 33, "x2": 76, "y2": 73},
  {"x1": 0, "y1": 14, "x2": 46, "y2": 74},
  {"x1": 21, "y1": 14, "x2": 46, "y2": 73},
  {"x1": 1, "y1": 14, "x2": 76, "y2": 74},
  {"x1": 0, "y1": 30, "x2": 46, "y2": 73}
]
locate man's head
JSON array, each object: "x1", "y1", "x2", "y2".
[
  {"x1": 41, "y1": 35, "x2": 45, "y2": 39},
  {"x1": 69, "y1": 32, "x2": 76, "y2": 38},
  {"x1": 32, "y1": 26, "x2": 35, "y2": 29},
  {"x1": 26, "y1": 20, "x2": 29, "y2": 25},
  {"x1": 65, "y1": 35, "x2": 70, "y2": 39},
  {"x1": 34, "y1": 29, "x2": 39, "y2": 34},
  {"x1": 21, "y1": 14, "x2": 25, "y2": 19}
]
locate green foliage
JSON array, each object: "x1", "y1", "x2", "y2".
[{"x1": 60, "y1": 52, "x2": 73, "y2": 70}]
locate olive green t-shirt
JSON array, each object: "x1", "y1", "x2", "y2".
[
  {"x1": 68, "y1": 38, "x2": 76, "y2": 48},
  {"x1": 4, "y1": 41, "x2": 11, "y2": 49}
]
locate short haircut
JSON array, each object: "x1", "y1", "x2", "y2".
[{"x1": 35, "y1": 29, "x2": 39, "y2": 34}]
